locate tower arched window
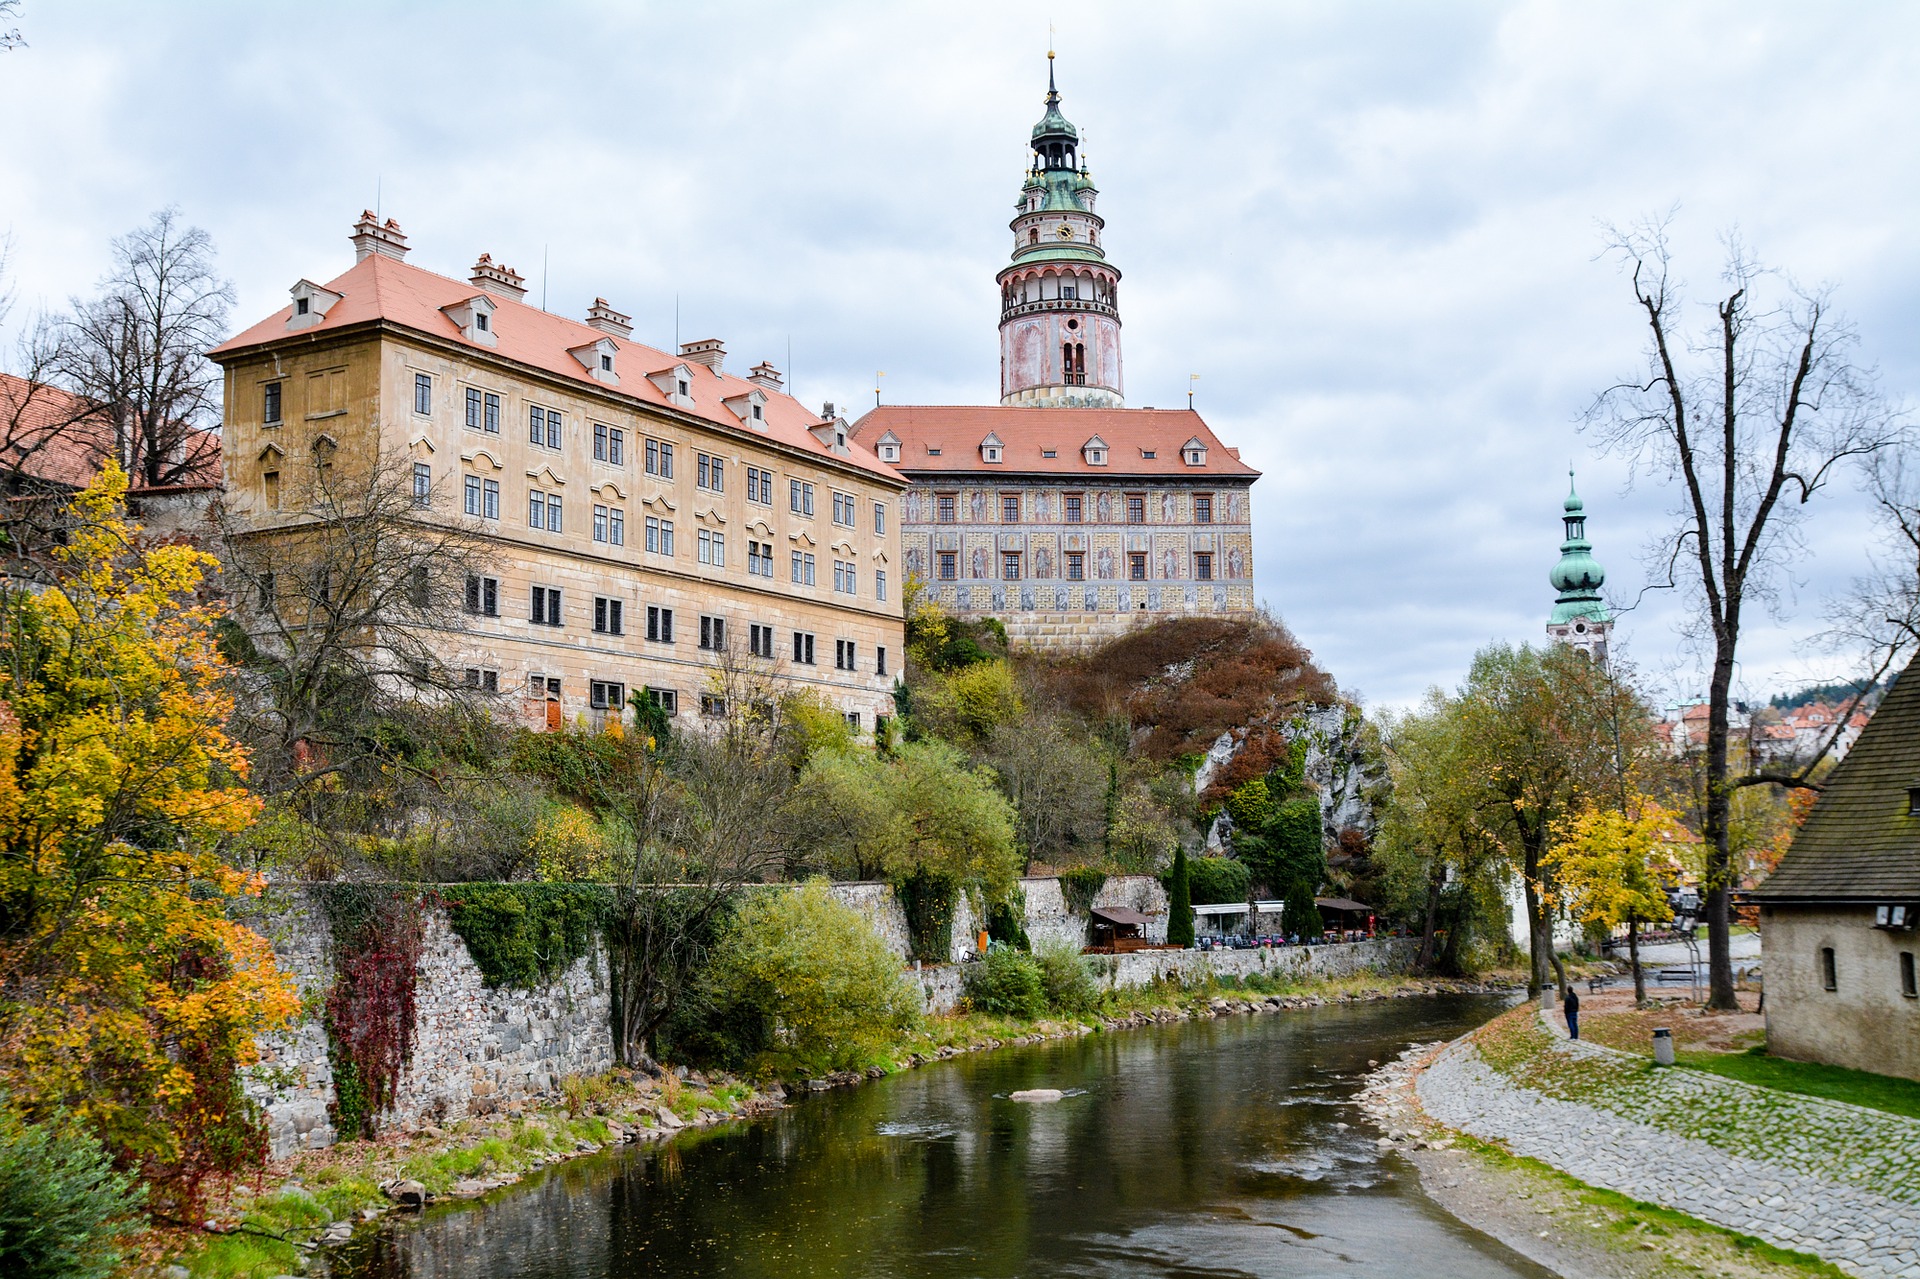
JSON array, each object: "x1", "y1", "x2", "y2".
[{"x1": 1029, "y1": 228, "x2": 1039, "y2": 245}]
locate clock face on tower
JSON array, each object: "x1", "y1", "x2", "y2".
[{"x1": 1056, "y1": 224, "x2": 1074, "y2": 240}]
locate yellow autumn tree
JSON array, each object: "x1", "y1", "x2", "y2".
[
  {"x1": 0, "y1": 464, "x2": 298, "y2": 1213},
  {"x1": 1545, "y1": 797, "x2": 1687, "y2": 1004}
]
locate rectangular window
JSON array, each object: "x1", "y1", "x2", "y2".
[
  {"x1": 484, "y1": 392, "x2": 501, "y2": 434},
  {"x1": 593, "y1": 504, "x2": 608, "y2": 543},
  {"x1": 465, "y1": 475, "x2": 482, "y2": 517},
  {"x1": 791, "y1": 551, "x2": 816, "y2": 585},
  {"x1": 877, "y1": 646, "x2": 888, "y2": 677},
  {"x1": 845, "y1": 711, "x2": 862, "y2": 732},
  {"x1": 529, "y1": 490, "x2": 546, "y2": 529},
  {"x1": 1128, "y1": 552, "x2": 1147, "y2": 581},
  {"x1": 412, "y1": 462, "x2": 431, "y2": 507},
  {"x1": 873, "y1": 502, "x2": 887, "y2": 536},
  {"x1": 1194, "y1": 494, "x2": 1214, "y2": 524},
  {"x1": 747, "y1": 540, "x2": 772, "y2": 578},
  {"x1": 413, "y1": 373, "x2": 431, "y2": 416},
  {"x1": 938, "y1": 551, "x2": 957, "y2": 581},
  {"x1": 1001, "y1": 494, "x2": 1020, "y2": 524},
  {"x1": 530, "y1": 585, "x2": 562, "y2": 627},
  {"x1": 876, "y1": 570, "x2": 888, "y2": 602},
  {"x1": 463, "y1": 667, "x2": 500, "y2": 693},
  {"x1": 644, "y1": 437, "x2": 671, "y2": 477},
  {"x1": 465, "y1": 573, "x2": 499, "y2": 617},
  {"x1": 835, "y1": 639, "x2": 856, "y2": 671},
  {"x1": 792, "y1": 631, "x2": 816, "y2": 665},
  {"x1": 1127, "y1": 494, "x2": 1145, "y2": 524},
  {"x1": 937, "y1": 493, "x2": 957, "y2": 523},
  {"x1": 482, "y1": 479, "x2": 499, "y2": 520},
  {"x1": 790, "y1": 479, "x2": 815, "y2": 516},
  {"x1": 700, "y1": 693, "x2": 727, "y2": 718},
  {"x1": 1064, "y1": 494, "x2": 1083, "y2": 523},
  {"x1": 1903, "y1": 952, "x2": 1917, "y2": 999},
  {"x1": 1066, "y1": 551, "x2": 1085, "y2": 581},
  {"x1": 645, "y1": 517, "x2": 674, "y2": 556},
  {"x1": 263, "y1": 469, "x2": 282, "y2": 510},
  {"x1": 832, "y1": 492, "x2": 856, "y2": 526},
  {"x1": 748, "y1": 622, "x2": 774, "y2": 659},
  {"x1": 697, "y1": 528, "x2": 726, "y2": 567},
  {"x1": 1821, "y1": 946, "x2": 1838, "y2": 992},
  {"x1": 647, "y1": 687, "x2": 678, "y2": 716},
  {"x1": 545, "y1": 409, "x2": 562, "y2": 450},
  {"x1": 546, "y1": 493, "x2": 562, "y2": 533},
  {"x1": 530, "y1": 405, "x2": 546, "y2": 445},
  {"x1": 590, "y1": 680, "x2": 625, "y2": 711},
  {"x1": 646, "y1": 605, "x2": 675, "y2": 643},
  {"x1": 607, "y1": 508, "x2": 624, "y2": 546},
  {"x1": 465, "y1": 387, "x2": 483, "y2": 430},
  {"x1": 593, "y1": 597, "x2": 624, "y2": 635},
  {"x1": 833, "y1": 559, "x2": 856, "y2": 594},
  {"x1": 1195, "y1": 552, "x2": 1214, "y2": 581},
  {"x1": 1002, "y1": 551, "x2": 1021, "y2": 581},
  {"x1": 699, "y1": 615, "x2": 726, "y2": 651},
  {"x1": 408, "y1": 565, "x2": 429, "y2": 609},
  {"x1": 746, "y1": 465, "x2": 773, "y2": 504},
  {"x1": 264, "y1": 381, "x2": 283, "y2": 424},
  {"x1": 697, "y1": 453, "x2": 725, "y2": 492}
]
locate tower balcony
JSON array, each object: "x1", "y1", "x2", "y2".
[{"x1": 999, "y1": 297, "x2": 1120, "y2": 324}]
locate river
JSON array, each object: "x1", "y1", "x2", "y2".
[{"x1": 330, "y1": 994, "x2": 1550, "y2": 1279}]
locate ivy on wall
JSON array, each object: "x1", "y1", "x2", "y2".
[
  {"x1": 897, "y1": 869, "x2": 959, "y2": 963},
  {"x1": 442, "y1": 883, "x2": 612, "y2": 989},
  {"x1": 1058, "y1": 867, "x2": 1108, "y2": 917},
  {"x1": 315, "y1": 885, "x2": 427, "y2": 1141}
]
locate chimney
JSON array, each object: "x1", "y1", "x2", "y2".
[
  {"x1": 679, "y1": 338, "x2": 725, "y2": 372},
  {"x1": 350, "y1": 211, "x2": 410, "y2": 263},
  {"x1": 469, "y1": 253, "x2": 527, "y2": 302},
  {"x1": 585, "y1": 298, "x2": 632, "y2": 338},
  {"x1": 747, "y1": 360, "x2": 783, "y2": 392},
  {"x1": 819, "y1": 401, "x2": 836, "y2": 420}
]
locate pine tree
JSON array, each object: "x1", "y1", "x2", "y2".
[{"x1": 1166, "y1": 844, "x2": 1195, "y2": 948}]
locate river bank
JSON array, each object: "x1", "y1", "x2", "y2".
[
  {"x1": 1362, "y1": 998, "x2": 1920, "y2": 1279},
  {"x1": 138, "y1": 967, "x2": 1520, "y2": 1278}
]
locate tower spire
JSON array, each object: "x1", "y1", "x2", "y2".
[{"x1": 1547, "y1": 470, "x2": 1613, "y2": 664}]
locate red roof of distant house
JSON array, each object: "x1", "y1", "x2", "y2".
[
  {"x1": 0, "y1": 372, "x2": 222, "y2": 492},
  {"x1": 850, "y1": 404, "x2": 1260, "y2": 479},
  {"x1": 211, "y1": 251, "x2": 899, "y2": 484}
]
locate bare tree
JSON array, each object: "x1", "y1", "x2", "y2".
[
  {"x1": 0, "y1": 0, "x2": 23, "y2": 52},
  {"x1": 1829, "y1": 449, "x2": 1920, "y2": 673},
  {"x1": 1586, "y1": 222, "x2": 1904, "y2": 1009},
  {"x1": 52, "y1": 209, "x2": 230, "y2": 490},
  {"x1": 215, "y1": 448, "x2": 489, "y2": 799}
]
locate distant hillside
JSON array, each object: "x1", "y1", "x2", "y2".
[{"x1": 1769, "y1": 679, "x2": 1881, "y2": 712}]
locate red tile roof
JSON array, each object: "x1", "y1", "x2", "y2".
[
  {"x1": 210, "y1": 253, "x2": 900, "y2": 484},
  {"x1": 0, "y1": 372, "x2": 112, "y2": 489},
  {"x1": 850, "y1": 405, "x2": 1260, "y2": 479}
]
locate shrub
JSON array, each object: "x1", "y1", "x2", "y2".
[
  {"x1": 1166, "y1": 845, "x2": 1195, "y2": 948},
  {"x1": 1034, "y1": 944, "x2": 1099, "y2": 1015},
  {"x1": 0, "y1": 1109, "x2": 139, "y2": 1279},
  {"x1": 1176, "y1": 856, "x2": 1250, "y2": 906},
  {"x1": 703, "y1": 882, "x2": 920, "y2": 1077},
  {"x1": 963, "y1": 948, "x2": 1045, "y2": 1019}
]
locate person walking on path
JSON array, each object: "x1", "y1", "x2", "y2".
[{"x1": 1564, "y1": 986, "x2": 1581, "y2": 1040}]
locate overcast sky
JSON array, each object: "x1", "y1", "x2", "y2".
[{"x1": 2, "y1": 2, "x2": 1915, "y2": 708}]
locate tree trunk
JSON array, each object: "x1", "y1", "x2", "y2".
[
  {"x1": 1702, "y1": 649, "x2": 1740, "y2": 1010},
  {"x1": 1628, "y1": 913, "x2": 1645, "y2": 1005},
  {"x1": 1414, "y1": 866, "x2": 1445, "y2": 975},
  {"x1": 1522, "y1": 846, "x2": 1550, "y2": 993}
]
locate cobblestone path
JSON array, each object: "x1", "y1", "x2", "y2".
[{"x1": 1415, "y1": 1022, "x2": 1920, "y2": 1279}]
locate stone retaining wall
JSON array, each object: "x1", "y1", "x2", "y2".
[{"x1": 243, "y1": 889, "x2": 613, "y2": 1160}]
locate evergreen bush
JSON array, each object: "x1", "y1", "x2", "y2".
[
  {"x1": 0, "y1": 1108, "x2": 138, "y2": 1279},
  {"x1": 1166, "y1": 846, "x2": 1195, "y2": 948},
  {"x1": 1034, "y1": 944, "x2": 1100, "y2": 1015},
  {"x1": 962, "y1": 948, "x2": 1046, "y2": 1019},
  {"x1": 1174, "y1": 856, "x2": 1250, "y2": 906}
]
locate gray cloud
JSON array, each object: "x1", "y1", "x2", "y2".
[{"x1": 3, "y1": 0, "x2": 1914, "y2": 706}]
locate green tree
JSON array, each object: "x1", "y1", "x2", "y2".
[
  {"x1": 0, "y1": 1108, "x2": 138, "y2": 1279},
  {"x1": 962, "y1": 947, "x2": 1045, "y2": 1018},
  {"x1": 1165, "y1": 844, "x2": 1194, "y2": 948},
  {"x1": 703, "y1": 882, "x2": 920, "y2": 1077}
]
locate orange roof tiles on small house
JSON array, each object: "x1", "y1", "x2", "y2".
[
  {"x1": 849, "y1": 405, "x2": 1259, "y2": 479},
  {"x1": 209, "y1": 225, "x2": 899, "y2": 485}
]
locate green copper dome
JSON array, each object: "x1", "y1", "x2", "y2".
[
  {"x1": 1032, "y1": 53, "x2": 1079, "y2": 144},
  {"x1": 1549, "y1": 475, "x2": 1610, "y2": 626}
]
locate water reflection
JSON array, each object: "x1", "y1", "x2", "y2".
[{"x1": 331, "y1": 996, "x2": 1549, "y2": 1279}]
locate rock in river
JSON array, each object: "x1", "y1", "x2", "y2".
[{"x1": 1009, "y1": 1089, "x2": 1065, "y2": 1103}]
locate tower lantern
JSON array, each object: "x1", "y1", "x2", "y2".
[
  {"x1": 997, "y1": 54, "x2": 1124, "y2": 408},
  {"x1": 1547, "y1": 472, "x2": 1612, "y2": 664}
]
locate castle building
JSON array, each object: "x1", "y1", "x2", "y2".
[
  {"x1": 851, "y1": 57, "x2": 1259, "y2": 650},
  {"x1": 1546, "y1": 474, "x2": 1611, "y2": 664},
  {"x1": 211, "y1": 214, "x2": 904, "y2": 732}
]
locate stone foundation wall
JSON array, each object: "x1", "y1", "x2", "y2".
[{"x1": 242, "y1": 888, "x2": 613, "y2": 1160}]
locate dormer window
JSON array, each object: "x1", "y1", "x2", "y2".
[
  {"x1": 724, "y1": 389, "x2": 769, "y2": 429},
  {"x1": 980, "y1": 431, "x2": 1005, "y2": 464},
  {"x1": 600, "y1": 354, "x2": 613, "y2": 372},
  {"x1": 678, "y1": 379, "x2": 690, "y2": 396},
  {"x1": 1183, "y1": 436, "x2": 1208, "y2": 466},
  {"x1": 286, "y1": 279, "x2": 343, "y2": 332},
  {"x1": 647, "y1": 364, "x2": 697, "y2": 408},
  {"x1": 474, "y1": 312, "x2": 489, "y2": 332},
  {"x1": 751, "y1": 403, "x2": 763, "y2": 421},
  {"x1": 875, "y1": 430, "x2": 902, "y2": 463},
  {"x1": 570, "y1": 337, "x2": 620, "y2": 385},
  {"x1": 1141, "y1": 450, "x2": 1156, "y2": 460},
  {"x1": 441, "y1": 294, "x2": 498, "y2": 347},
  {"x1": 295, "y1": 297, "x2": 310, "y2": 316},
  {"x1": 1083, "y1": 434, "x2": 1108, "y2": 466}
]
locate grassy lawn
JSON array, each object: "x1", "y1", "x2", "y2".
[{"x1": 1677, "y1": 1047, "x2": 1920, "y2": 1122}]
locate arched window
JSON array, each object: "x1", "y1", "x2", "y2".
[{"x1": 1029, "y1": 228, "x2": 1039, "y2": 245}]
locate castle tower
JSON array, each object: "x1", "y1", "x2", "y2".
[
  {"x1": 1547, "y1": 473, "x2": 1612, "y2": 664},
  {"x1": 997, "y1": 54, "x2": 1124, "y2": 409}
]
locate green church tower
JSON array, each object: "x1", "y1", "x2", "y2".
[{"x1": 1547, "y1": 472, "x2": 1612, "y2": 664}]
